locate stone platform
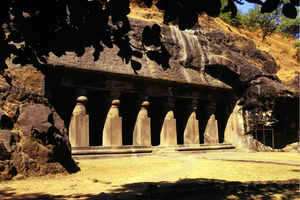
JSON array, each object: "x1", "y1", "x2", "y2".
[{"x1": 72, "y1": 143, "x2": 235, "y2": 160}]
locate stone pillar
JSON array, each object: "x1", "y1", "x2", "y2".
[
  {"x1": 69, "y1": 96, "x2": 89, "y2": 147},
  {"x1": 184, "y1": 99, "x2": 200, "y2": 145},
  {"x1": 204, "y1": 101, "x2": 219, "y2": 144},
  {"x1": 160, "y1": 97, "x2": 177, "y2": 146},
  {"x1": 103, "y1": 92, "x2": 122, "y2": 146},
  {"x1": 133, "y1": 95, "x2": 151, "y2": 146}
]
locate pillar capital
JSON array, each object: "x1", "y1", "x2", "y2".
[
  {"x1": 105, "y1": 98, "x2": 120, "y2": 107},
  {"x1": 189, "y1": 98, "x2": 198, "y2": 104},
  {"x1": 105, "y1": 91, "x2": 121, "y2": 99},
  {"x1": 139, "y1": 94, "x2": 149, "y2": 100},
  {"x1": 75, "y1": 88, "x2": 87, "y2": 96},
  {"x1": 163, "y1": 96, "x2": 175, "y2": 103},
  {"x1": 72, "y1": 96, "x2": 88, "y2": 116},
  {"x1": 135, "y1": 100, "x2": 150, "y2": 109},
  {"x1": 206, "y1": 101, "x2": 217, "y2": 115},
  {"x1": 186, "y1": 103, "x2": 197, "y2": 112}
]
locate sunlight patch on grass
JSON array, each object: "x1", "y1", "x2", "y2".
[
  {"x1": 0, "y1": 157, "x2": 182, "y2": 195},
  {"x1": 236, "y1": 152, "x2": 300, "y2": 161},
  {"x1": 187, "y1": 160, "x2": 300, "y2": 182}
]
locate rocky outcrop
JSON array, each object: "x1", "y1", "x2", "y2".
[
  {"x1": 46, "y1": 18, "x2": 279, "y2": 90},
  {"x1": 0, "y1": 68, "x2": 78, "y2": 181},
  {"x1": 44, "y1": 17, "x2": 298, "y2": 150}
]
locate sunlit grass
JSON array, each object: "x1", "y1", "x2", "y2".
[
  {"x1": 187, "y1": 159, "x2": 300, "y2": 182},
  {"x1": 235, "y1": 152, "x2": 300, "y2": 161},
  {"x1": 0, "y1": 153, "x2": 299, "y2": 197}
]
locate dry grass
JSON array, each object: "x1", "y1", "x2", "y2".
[
  {"x1": 0, "y1": 156, "x2": 182, "y2": 196},
  {"x1": 187, "y1": 160, "x2": 299, "y2": 182},
  {"x1": 0, "y1": 153, "x2": 299, "y2": 199},
  {"x1": 233, "y1": 152, "x2": 300, "y2": 161}
]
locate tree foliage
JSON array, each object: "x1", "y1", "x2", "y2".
[
  {"x1": 219, "y1": 1, "x2": 299, "y2": 42},
  {"x1": 0, "y1": 0, "x2": 299, "y2": 71},
  {"x1": 276, "y1": 13, "x2": 300, "y2": 38},
  {"x1": 241, "y1": 4, "x2": 283, "y2": 42},
  {"x1": 219, "y1": 0, "x2": 244, "y2": 27}
]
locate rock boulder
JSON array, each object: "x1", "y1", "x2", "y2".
[{"x1": 0, "y1": 70, "x2": 78, "y2": 181}]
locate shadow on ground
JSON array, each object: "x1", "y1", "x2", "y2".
[{"x1": 0, "y1": 178, "x2": 299, "y2": 200}]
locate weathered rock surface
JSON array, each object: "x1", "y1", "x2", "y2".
[
  {"x1": 46, "y1": 18, "x2": 279, "y2": 90},
  {"x1": 283, "y1": 142, "x2": 300, "y2": 152},
  {"x1": 44, "y1": 17, "x2": 298, "y2": 150},
  {"x1": 0, "y1": 69, "x2": 78, "y2": 181}
]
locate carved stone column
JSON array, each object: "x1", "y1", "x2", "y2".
[
  {"x1": 133, "y1": 95, "x2": 151, "y2": 146},
  {"x1": 69, "y1": 96, "x2": 89, "y2": 147},
  {"x1": 184, "y1": 99, "x2": 199, "y2": 145},
  {"x1": 204, "y1": 101, "x2": 219, "y2": 144},
  {"x1": 103, "y1": 92, "x2": 122, "y2": 146},
  {"x1": 160, "y1": 97, "x2": 177, "y2": 146}
]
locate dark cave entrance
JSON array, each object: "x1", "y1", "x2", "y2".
[
  {"x1": 48, "y1": 85, "x2": 74, "y2": 133},
  {"x1": 119, "y1": 93, "x2": 139, "y2": 146},
  {"x1": 86, "y1": 89, "x2": 106, "y2": 146},
  {"x1": 174, "y1": 98, "x2": 190, "y2": 145},
  {"x1": 197, "y1": 100, "x2": 207, "y2": 144},
  {"x1": 148, "y1": 96, "x2": 162, "y2": 146}
]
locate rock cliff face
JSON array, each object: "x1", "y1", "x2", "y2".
[
  {"x1": 0, "y1": 68, "x2": 78, "y2": 181},
  {"x1": 0, "y1": 17, "x2": 298, "y2": 180},
  {"x1": 46, "y1": 18, "x2": 280, "y2": 90},
  {"x1": 46, "y1": 17, "x2": 298, "y2": 150}
]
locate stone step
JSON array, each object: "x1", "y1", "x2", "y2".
[
  {"x1": 71, "y1": 143, "x2": 235, "y2": 159},
  {"x1": 72, "y1": 147, "x2": 153, "y2": 155},
  {"x1": 175, "y1": 143, "x2": 235, "y2": 152},
  {"x1": 72, "y1": 152, "x2": 153, "y2": 160}
]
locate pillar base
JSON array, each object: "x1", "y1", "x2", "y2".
[
  {"x1": 103, "y1": 116, "x2": 122, "y2": 146},
  {"x1": 133, "y1": 117, "x2": 151, "y2": 146},
  {"x1": 160, "y1": 118, "x2": 177, "y2": 146},
  {"x1": 204, "y1": 116, "x2": 219, "y2": 144},
  {"x1": 184, "y1": 119, "x2": 199, "y2": 144},
  {"x1": 69, "y1": 115, "x2": 89, "y2": 147}
]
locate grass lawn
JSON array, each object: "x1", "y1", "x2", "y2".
[{"x1": 0, "y1": 152, "x2": 299, "y2": 199}]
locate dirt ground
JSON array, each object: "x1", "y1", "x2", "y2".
[{"x1": 0, "y1": 151, "x2": 299, "y2": 199}]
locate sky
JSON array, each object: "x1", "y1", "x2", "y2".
[{"x1": 236, "y1": 1, "x2": 256, "y2": 14}]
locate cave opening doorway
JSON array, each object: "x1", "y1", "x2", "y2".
[
  {"x1": 174, "y1": 98, "x2": 190, "y2": 145},
  {"x1": 197, "y1": 100, "x2": 207, "y2": 144},
  {"x1": 148, "y1": 96, "x2": 162, "y2": 146},
  {"x1": 47, "y1": 85, "x2": 74, "y2": 135},
  {"x1": 86, "y1": 89, "x2": 106, "y2": 146},
  {"x1": 216, "y1": 102, "x2": 228, "y2": 143},
  {"x1": 119, "y1": 93, "x2": 139, "y2": 146}
]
